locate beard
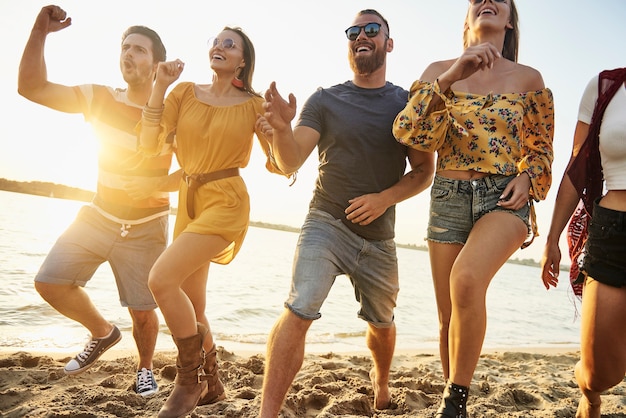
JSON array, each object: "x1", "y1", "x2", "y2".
[
  {"x1": 348, "y1": 45, "x2": 386, "y2": 76},
  {"x1": 120, "y1": 59, "x2": 155, "y2": 86}
]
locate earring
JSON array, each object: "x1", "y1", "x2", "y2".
[
  {"x1": 232, "y1": 77, "x2": 244, "y2": 88},
  {"x1": 232, "y1": 66, "x2": 244, "y2": 88}
]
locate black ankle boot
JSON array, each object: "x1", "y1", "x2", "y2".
[{"x1": 435, "y1": 381, "x2": 469, "y2": 418}]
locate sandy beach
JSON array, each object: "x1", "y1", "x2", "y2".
[{"x1": 1, "y1": 347, "x2": 624, "y2": 418}]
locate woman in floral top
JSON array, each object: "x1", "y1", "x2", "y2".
[{"x1": 393, "y1": 0, "x2": 554, "y2": 416}]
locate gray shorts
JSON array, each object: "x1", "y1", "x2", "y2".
[
  {"x1": 427, "y1": 174, "x2": 530, "y2": 244},
  {"x1": 285, "y1": 209, "x2": 399, "y2": 328},
  {"x1": 35, "y1": 205, "x2": 168, "y2": 310}
]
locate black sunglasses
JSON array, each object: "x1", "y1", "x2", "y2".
[
  {"x1": 468, "y1": 0, "x2": 507, "y2": 4},
  {"x1": 344, "y1": 23, "x2": 382, "y2": 41}
]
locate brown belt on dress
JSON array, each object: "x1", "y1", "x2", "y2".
[{"x1": 182, "y1": 168, "x2": 239, "y2": 219}]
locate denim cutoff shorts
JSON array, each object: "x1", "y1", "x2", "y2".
[
  {"x1": 285, "y1": 209, "x2": 399, "y2": 328},
  {"x1": 579, "y1": 198, "x2": 626, "y2": 288},
  {"x1": 35, "y1": 205, "x2": 168, "y2": 310},
  {"x1": 427, "y1": 174, "x2": 530, "y2": 244}
]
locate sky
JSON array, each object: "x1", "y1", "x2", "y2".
[{"x1": 2, "y1": 0, "x2": 625, "y2": 265}]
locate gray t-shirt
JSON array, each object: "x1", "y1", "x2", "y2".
[{"x1": 297, "y1": 81, "x2": 410, "y2": 240}]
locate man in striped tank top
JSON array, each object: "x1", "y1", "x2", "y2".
[{"x1": 18, "y1": 5, "x2": 177, "y2": 398}]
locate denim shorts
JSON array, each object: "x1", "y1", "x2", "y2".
[
  {"x1": 427, "y1": 174, "x2": 530, "y2": 244},
  {"x1": 285, "y1": 209, "x2": 399, "y2": 328},
  {"x1": 35, "y1": 205, "x2": 168, "y2": 310},
  {"x1": 580, "y1": 199, "x2": 626, "y2": 288}
]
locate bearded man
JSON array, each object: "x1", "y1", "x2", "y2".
[{"x1": 256, "y1": 9, "x2": 435, "y2": 416}]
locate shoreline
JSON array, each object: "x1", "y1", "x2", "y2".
[{"x1": 0, "y1": 185, "x2": 568, "y2": 269}]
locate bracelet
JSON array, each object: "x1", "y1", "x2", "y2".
[{"x1": 142, "y1": 104, "x2": 164, "y2": 124}]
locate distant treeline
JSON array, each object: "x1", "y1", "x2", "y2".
[
  {"x1": 0, "y1": 178, "x2": 567, "y2": 270},
  {"x1": 0, "y1": 178, "x2": 95, "y2": 202}
]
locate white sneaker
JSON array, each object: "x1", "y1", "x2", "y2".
[{"x1": 136, "y1": 368, "x2": 159, "y2": 397}]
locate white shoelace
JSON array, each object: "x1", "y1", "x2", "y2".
[
  {"x1": 136, "y1": 368, "x2": 154, "y2": 391},
  {"x1": 76, "y1": 340, "x2": 98, "y2": 362}
]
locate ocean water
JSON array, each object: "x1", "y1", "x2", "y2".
[{"x1": 0, "y1": 190, "x2": 580, "y2": 355}]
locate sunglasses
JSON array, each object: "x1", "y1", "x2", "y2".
[
  {"x1": 207, "y1": 37, "x2": 240, "y2": 50},
  {"x1": 344, "y1": 22, "x2": 383, "y2": 41},
  {"x1": 468, "y1": 0, "x2": 507, "y2": 4}
]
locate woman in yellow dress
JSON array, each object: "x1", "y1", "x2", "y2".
[{"x1": 138, "y1": 27, "x2": 285, "y2": 418}]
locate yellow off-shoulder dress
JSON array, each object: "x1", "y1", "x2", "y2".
[{"x1": 145, "y1": 82, "x2": 283, "y2": 264}]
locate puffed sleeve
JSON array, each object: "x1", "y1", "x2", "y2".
[
  {"x1": 393, "y1": 79, "x2": 465, "y2": 151},
  {"x1": 517, "y1": 88, "x2": 554, "y2": 201}
]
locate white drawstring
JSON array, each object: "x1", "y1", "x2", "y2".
[{"x1": 120, "y1": 224, "x2": 131, "y2": 237}]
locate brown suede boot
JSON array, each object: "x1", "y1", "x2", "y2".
[
  {"x1": 197, "y1": 343, "x2": 226, "y2": 405},
  {"x1": 157, "y1": 332, "x2": 208, "y2": 418},
  {"x1": 194, "y1": 323, "x2": 226, "y2": 406}
]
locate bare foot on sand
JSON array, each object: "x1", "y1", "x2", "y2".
[
  {"x1": 369, "y1": 368, "x2": 391, "y2": 409},
  {"x1": 575, "y1": 395, "x2": 601, "y2": 418}
]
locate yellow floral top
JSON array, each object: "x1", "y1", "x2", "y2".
[{"x1": 393, "y1": 80, "x2": 554, "y2": 201}]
